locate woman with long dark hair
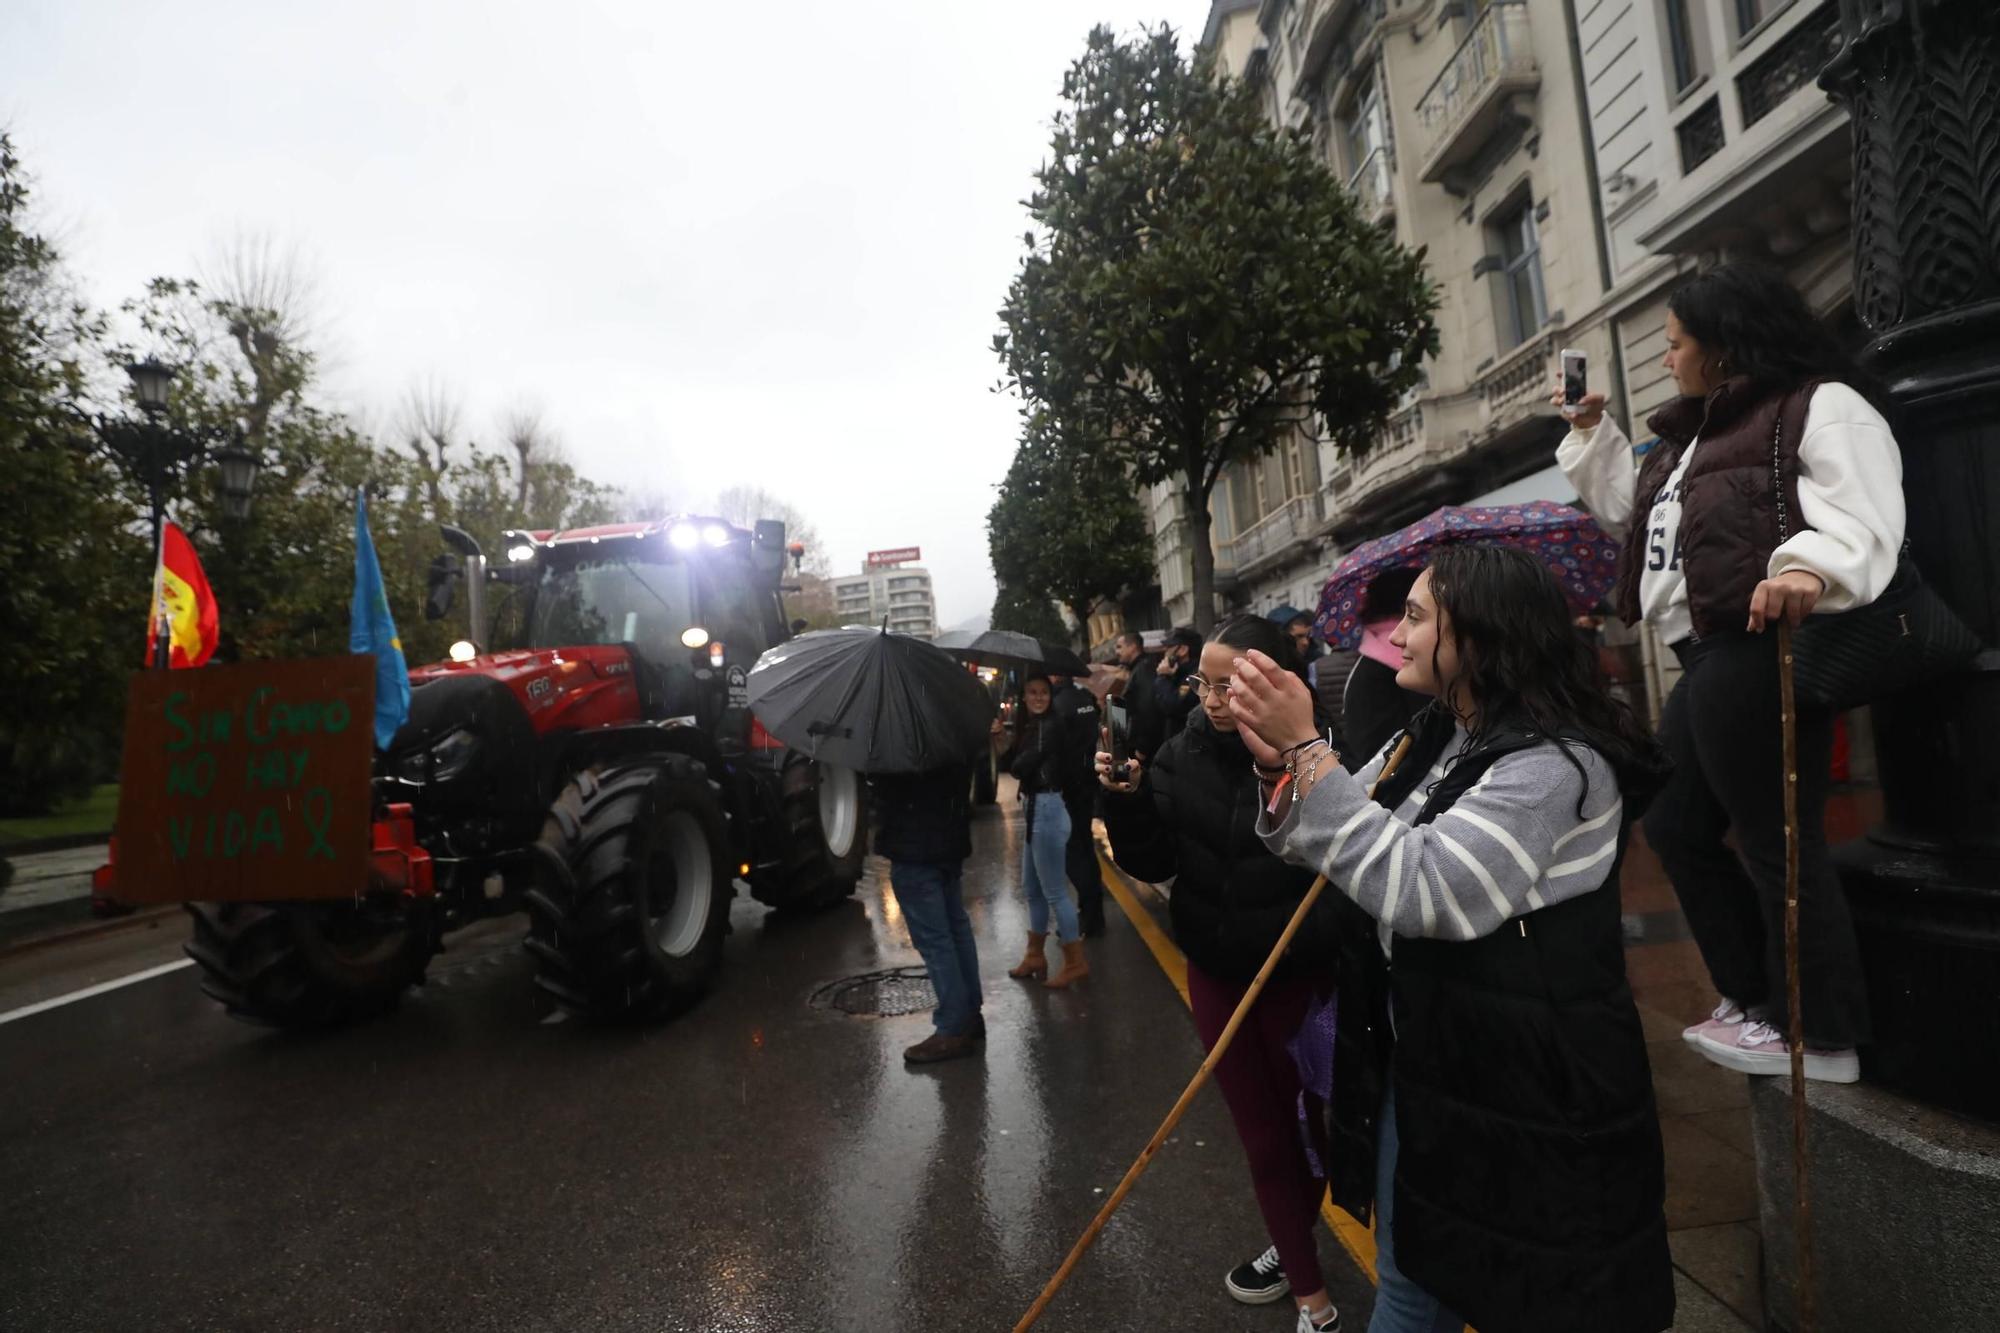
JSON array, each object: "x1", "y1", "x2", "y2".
[
  {"x1": 999, "y1": 675, "x2": 1090, "y2": 988},
  {"x1": 1227, "y1": 545, "x2": 1674, "y2": 1333},
  {"x1": 1554, "y1": 260, "x2": 1903, "y2": 1082},
  {"x1": 1095, "y1": 615, "x2": 1344, "y2": 1333}
]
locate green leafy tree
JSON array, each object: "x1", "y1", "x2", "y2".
[
  {"x1": 990, "y1": 581, "x2": 1069, "y2": 645},
  {"x1": 0, "y1": 134, "x2": 148, "y2": 812},
  {"x1": 987, "y1": 411, "x2": 1155, "y2": 639},
  {"x1": 996, "y1": 25, "x2": 1440, "y2": 631}
]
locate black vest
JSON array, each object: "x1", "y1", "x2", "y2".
[{"x1": 1325, "y1": 709, "x2": 1674, "y2": 1333}]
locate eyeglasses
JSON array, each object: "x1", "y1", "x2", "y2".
[{"x1": 1188, "y1": 675, "x2": 1233, "y2": 700}]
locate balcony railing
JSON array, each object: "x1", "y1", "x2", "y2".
[
  {"x1": 1223, "y1": 492, "x2": 1327, "y2": 577},
  {"x1": 1413, "y1": 0, "x2": 1539, "y2": 186},
  {"x1": 1347, "y1": 145, "x2": 1394, "y2": 224}
]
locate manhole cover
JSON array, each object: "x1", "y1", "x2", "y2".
[{"x1": 811, "y1": 966, "x2": 936, "y2": 1017}]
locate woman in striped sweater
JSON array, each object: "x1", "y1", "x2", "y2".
[{"x1": 1228, "y1": 545, "x2": 1674, "y2": 1333}]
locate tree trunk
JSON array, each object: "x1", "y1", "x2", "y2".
[{"x1": 1184, "y1": 482, "x2": 1216, "y2": 636}]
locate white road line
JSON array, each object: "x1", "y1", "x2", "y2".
[{"x1": 0, "y1": 958, "x2": 194, "y2": 1027}]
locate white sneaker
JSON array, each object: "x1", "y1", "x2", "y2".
[
  {"x1": 1295, "y1": 1303, "x2": 1341, "y2": 1332},
  {"x1": 1224, "y1": 1244, "x2": 1289, "y2": 1304},
  {"x1": 1682, "y1": 997, "x2": 1746, "y2": 1045},
  {"x1": 1695, "y1": 1019, "x2": 1861, "y2": 1083}
]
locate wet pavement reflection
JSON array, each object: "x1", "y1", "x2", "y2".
[{"x1": 0, "y1": 796, "x2": 1379, "y2": 1332}]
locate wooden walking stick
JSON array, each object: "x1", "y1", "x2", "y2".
[
  {"x1": 1777, "y1": 623, "x2": 1815, "y2": 1333},
  {"x1": 1012, "y1": 735, "x2": 1416, "y2": 1333}
]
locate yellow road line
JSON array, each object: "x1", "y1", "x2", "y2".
[{"x1": 1097, "y1": 849, "x2": 1381, "y2": 1284}]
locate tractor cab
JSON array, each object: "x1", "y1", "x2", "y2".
[{"x1": 492, "y1": 517, "x2": 789, "y2": 750}]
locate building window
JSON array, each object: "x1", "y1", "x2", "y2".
[
  {"x1": 1490, "y1": 199, "x2": 1546, "y2": 350},
  {"x1": 1677, "y1": 96, "x2": 1726, "y2": 172},
  {"x1": 1733, "y1": 0, "x2": 1794, "y2": 38},
  {"x1": 1661, "y1": 0, "x2": 1710, "y2": 96}
]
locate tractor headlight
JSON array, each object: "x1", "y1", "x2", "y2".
[
  {"x1": 427, "y1": 727, "x2": 480, "y2": 783},
  {"x1": 397, "y1": 727, "x2": 480, "y2": 784},
  {"x1": 669, "y1": 523, "x2": 701, "y2": 551}
]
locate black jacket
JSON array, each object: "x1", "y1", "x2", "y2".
[
  {"x1": 1101, "y1": 712, "x2": 1333, "y2": 985},
  {"x1": 1324, "y1": 708, "x2": 1673, "y2": 1333},
  {"x1": 870, "y1": 764, "x2": 972, "y2": 865},
  {"x1": 1049, "y1": 680, "x2": 1101, "y2": 803},
  {"x1": 1118, "y1": 653, "x2": 1166, "y2": 758},
  {"x1": 1002, "y1": 709, "x2": 1089, "y2": 799},
  {"x1": 1153, "y1": 656, "x2": 1200, "y2": 743}
]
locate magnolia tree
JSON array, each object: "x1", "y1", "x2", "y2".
[{"x1": 996, "y1": 25, "x2": 1439, "y2": 630}]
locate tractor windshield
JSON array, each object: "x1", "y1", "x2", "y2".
[{"x1": 523, "y1": 557, "x2": 696, "y2": 664}]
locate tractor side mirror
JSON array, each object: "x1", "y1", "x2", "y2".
[
  {"x1": 424, "y1": 554, "x2": 458, "y2": 621},
  {"x1": 791, "y1": 618, "x2": 809, "y2": 635}
]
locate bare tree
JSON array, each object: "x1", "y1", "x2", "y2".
[
  {"x1": 501, "y1": 405, "x2": 563, "y2": 512},
  {"x1": 197, "y1": 232, "x2": 324, "y2": 449},
  {"x1": 712, "y1": 484, "x2": 830, "y2": 576},
  {"x1": 399, "y1": 378, "x2": 462, "y2": 518}
]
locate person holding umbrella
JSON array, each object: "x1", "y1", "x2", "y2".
[
  {"x1": 745, "y1": 627, "x2": 996, "y2": 1065},
  {"x1": 872, "y1": 761, "x2": 983, "y2": 1064},
  {"x1": 1554, "y1": 261, "x2": 1902, "y2": 1081}
]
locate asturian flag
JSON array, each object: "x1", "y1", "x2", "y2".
[
  {"x1": 145, "y1": 522, "x2": 218, "y2": 669},
  {"x1": 350, "y1": 488, "x2": 412, "y2": 749}
]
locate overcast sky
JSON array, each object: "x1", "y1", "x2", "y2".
[{"x1": 2, "y1": 0, "x2": 1210, "y2": 627}]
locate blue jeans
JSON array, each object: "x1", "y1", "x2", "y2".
[
  {"x1": 888, "y1": 861, "x2": 982, "y2": 1038},
  {"x1": 1370, "y1": 1084, "x2": 1464, "y2": 1333},
  {"x1": 1022, "y1": 792, "x2": 1079, "y2": 943}
]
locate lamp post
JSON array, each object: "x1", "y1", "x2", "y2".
[
  {"x1": 83, "y1": 358, "x2": 260, "y2": 668},
  {"x1": 1818, "y1": 0, "x2": 2000, "y2": 1120},
  {"x1": 89, "y1": 358, "x2": 260, "y2": 556}
]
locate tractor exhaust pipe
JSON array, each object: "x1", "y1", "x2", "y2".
[{"x1": 439, "y1": 524, "x2": 488, "y2": 650}]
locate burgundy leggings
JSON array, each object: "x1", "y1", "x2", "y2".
[{"x1": 1186, "y1": 962, "x2": 1327, "y2": 1295}]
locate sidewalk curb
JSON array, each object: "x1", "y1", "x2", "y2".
[
  {"x1": 0, "y1": 832, "x2": 110, "y2": 857},
  {"x1": 0, "y1": 903, "x2": 180, "y2": 961}
]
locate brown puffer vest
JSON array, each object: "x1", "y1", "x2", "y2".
[{"x1": 1611, "y1": 376, "x2": 1820, "y2": 640}]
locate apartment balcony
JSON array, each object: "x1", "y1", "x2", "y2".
[
  {"x1": 1348, "y1": 145, "x2": 1395, "y2": 226},
  {"x1": 1222, "y1": 492, "x2": 1327, "y2": 584},
  {"x1": 1413, "y1": 0, "x2": 1539, "y2": 189},
  {"x1": 1329, "y1": 403, "x2": 1465, "y2": 543}
]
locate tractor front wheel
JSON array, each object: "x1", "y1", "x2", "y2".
[
  {"x1": 526, "y1": 759, "x2": 732, "y2": 1022},
  {"x1": 184, "y1": 895, "x2": 438, "y2": 1028}
]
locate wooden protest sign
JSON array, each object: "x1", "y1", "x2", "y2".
[{"x1": 111, "y1": 657, "x2": 377, "y2": 903}]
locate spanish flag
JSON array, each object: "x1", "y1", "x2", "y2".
[{"x1": 145, "y1": 521, "x2": 219, "y2": 669}]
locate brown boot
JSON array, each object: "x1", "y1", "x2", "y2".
[
  {"x1": 1045, "y1": 939, "x2": 1090, "y2": 989},
  {"x1": 1008, "y1": 931, "x2": 1049, "y2": 980}
]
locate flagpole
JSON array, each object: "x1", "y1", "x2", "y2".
[{"x1": 148, "y1": 516, "x2": 169, "y2": 671}]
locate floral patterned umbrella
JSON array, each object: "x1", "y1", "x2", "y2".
[{"x1": 1313, "y1": 501, "x2": 1621, "y2": 649}]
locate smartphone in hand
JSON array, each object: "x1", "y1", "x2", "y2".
[
  {"x1": 1105, "y1": 695, "x2": 1133, "y2": 782},
  {"x1": 1560, "y1": 348, "x2": 1587, "y2": 417}
]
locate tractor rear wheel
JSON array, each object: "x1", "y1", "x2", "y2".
[
  {"x1": 526, "y1": 758, "x2": 731, "y2": 1022},
  {"x1": 777, "y1": 760, "x2": 868, "y2": 909},
  {"x1": 184, "y1": 895, "x2": 438, "y2": 1028}
]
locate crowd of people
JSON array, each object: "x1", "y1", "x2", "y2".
[{"x1": 866, "y1": 262, "x2": 1909, "y2": 1333}]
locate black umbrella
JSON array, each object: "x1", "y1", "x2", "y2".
[
  {"x1": 746, "y1": 628, "x2": 995, "y2": 775},
  {"x1": 933, "y1": 629, "x2": 1089, "y2": 676}
]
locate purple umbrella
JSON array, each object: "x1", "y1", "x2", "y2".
[{"x1": 1313, "y1": 500, "x2": 1620, "y2": 649}]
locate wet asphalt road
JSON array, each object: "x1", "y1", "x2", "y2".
[{"x1": 0, "y1": 799, "x2": 1377, "y2": 1332}]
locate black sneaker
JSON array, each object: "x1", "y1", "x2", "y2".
[{"x1": 1224, "y1": 1244, "x2": 1290, "y2": 1305}]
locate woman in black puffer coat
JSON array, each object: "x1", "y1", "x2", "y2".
[{"x1": 1097, "y1": 615, "x2": 1343, "y2": 1333}]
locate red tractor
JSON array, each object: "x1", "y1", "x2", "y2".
[{"x1": 152, "y1": 514, "x2": 866, "y2": 1027}]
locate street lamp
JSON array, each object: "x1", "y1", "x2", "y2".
[
  {"x1": 211, "y1": 443, "x2": 261, "y2": 521},
  {"x1": 125, "y1": 358, "x2": 174, "y2": 416},
  {"x1": 84, "y1": 359, "x2": 257, "y2": 550}
]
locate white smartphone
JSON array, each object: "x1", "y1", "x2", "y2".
[{"x1": 1560, "y1": 347, "x2": 1587, "y2": 416}]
